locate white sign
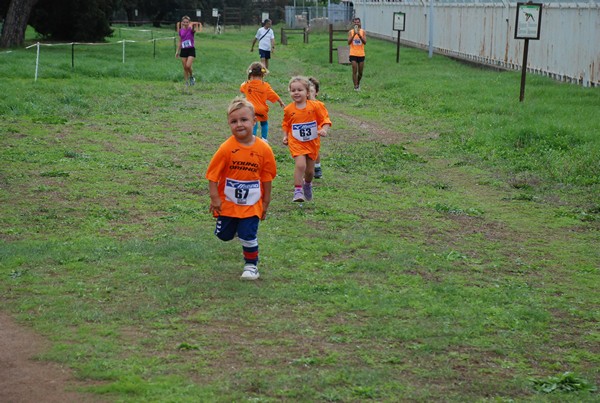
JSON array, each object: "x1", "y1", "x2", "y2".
[
  {"x1": 212, "y1": 8, "x2": 219, "y2": 18},
  {"x1": 262, "y1": 12, "x2": 270, "y2": 22},
  {"x1": 196, "y1": 10, "x2": 201, "y2": 17},
  {"x1": 515, "y1": 3, "x2": 542, "y2": 40},
  {"x1": 393, "y1": 12, "x2": 405, "y2": 32}
]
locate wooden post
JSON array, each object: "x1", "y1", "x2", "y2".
[
  {"x1": 519, "y1": 39, "x2": 529, "y2": 102},
  {"x1": 329, "y1": 24, "x2": 333, "y2": 64},
  {"x1": 396, "y1": 32, "x2": 401, "y2": 63}
]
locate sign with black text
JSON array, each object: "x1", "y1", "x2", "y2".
[
  {"x1": 515, "y1": 3, "x2": 542, "y2": 40},
  {"x1": 393, "y1": 12, "x2": 406, "y2": 32}
]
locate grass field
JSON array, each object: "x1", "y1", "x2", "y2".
[{"x1": 1, "y1": 24, "x2": 599, "y2": 401}]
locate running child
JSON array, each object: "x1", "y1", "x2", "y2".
[
  {"x1": 282, "y1": 76, "x2": 332, "y2": 202},
  {"x1": 206, "y1": 97, "x2": 277, "y2": 280},
  {"x1": 307, "y1": 76, "x2": 331, "y2": 179},
  {"x1": 240, "y1": 62, "x2": 285, "y2": 142}
]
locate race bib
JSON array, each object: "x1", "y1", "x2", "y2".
[
  {"x1": 291, "y1": 121, "x2": 318, "y2": 142},
  {"x1": 224, "y1": 178, "x2": 261, "y2": 206},
  {"x1": 182, "y1": 39, "x2": 193, "y2": 49},
  {"x1": 353, "y1": 38, "x2": 362, "y2": 45}
]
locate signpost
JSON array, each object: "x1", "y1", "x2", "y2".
[
  {"x1": 393, "y1": 12, "x2": 406, "y2": 63},
  {"x1": 515, "y1": 2, "x2": 542, "y2": 102}
]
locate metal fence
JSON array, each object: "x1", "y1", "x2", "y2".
[
  {"x1": 353, "y1": 0, "x2": 599, "y2": 87},
  {"x1": 285, "y1": 5, "x2": 354, "y2": 30}
]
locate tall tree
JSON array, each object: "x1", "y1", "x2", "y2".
[{"x1": 0, "y1": 0, "x2": 40, "y2": 48}]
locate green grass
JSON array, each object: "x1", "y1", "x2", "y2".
[{"x1": 1, "y1": 24, "x2": 599, "y2": 401}]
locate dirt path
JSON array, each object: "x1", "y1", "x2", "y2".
[{"x1": 0, "y1": 312, "x2": 105, "y2": 403}]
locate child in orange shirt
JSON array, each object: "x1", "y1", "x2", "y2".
[
  {"x1": 282, "y1": 76, "x2": 332, "y2": 202},
  {"x1": 308, "y1": 76, "x2": 331, "y2": 179},
  {"x1": 240, "y1": 62, "x2": 285, "y2": 142},
  {"x1": 206, "y1": 97, "x2": 277, "y2": 280}
]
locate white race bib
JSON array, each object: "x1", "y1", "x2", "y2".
[
  {"x1": 224, "y1": 178, "x2": 261, "y2": 206},
  {"x1": 182, "y1": 39, "x2": 193, "y2": 49},
  {"x1": 291, "y1": 121, "x2": 318, "y2": 142}
]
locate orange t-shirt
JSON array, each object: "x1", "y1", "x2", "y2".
[
  {"x1": 240, "y1": 80, "x2": 281, "y2": 122},
  {"x1": 205, "y1": 136, "x2": 277, "y2": 218},
  {"x1": 282, "y1": 100, "x2": 331, "y2": 160},
  {"x1": 348, "y1": 28, "x2": 366, "y2": 57}
]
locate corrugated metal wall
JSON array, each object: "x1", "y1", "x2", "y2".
[{"x1": 354, "y1": 1, "x2": 599, "y2": 87}]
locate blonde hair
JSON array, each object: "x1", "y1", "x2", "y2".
[
  {"x1": 288, "y1": 76, "x2": 311, "y2": 92},
  {"x1": 227, "y1": 96, "x2": 255, "y2": 116},
  {"x1": 247, "y1": 62, "x2": 268, "y2": 79},
  {"x1": 181, "y1": 15, "x2": 191, "y2": 22}
]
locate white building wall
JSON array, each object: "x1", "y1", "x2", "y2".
[{"x1": 355, "y1": 1, "x2": 599, "y2": 86}]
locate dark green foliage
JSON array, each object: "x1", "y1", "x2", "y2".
[{"x1": 30, "y1": 0, "x2": 115, "y2": 41}]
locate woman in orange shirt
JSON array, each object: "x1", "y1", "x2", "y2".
[{"x1": 348, "y1": 17, "x2": 367, "y2": 91}]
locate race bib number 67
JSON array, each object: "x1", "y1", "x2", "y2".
[
  {"x1": 225, "y1": 178, "x2": 261, "y2": 205},
  {"x1": 291, "y1": 121, "x2": 318, "y2": 142}
]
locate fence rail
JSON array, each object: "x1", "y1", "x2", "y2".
[{"x1": 355, "y1": 2, "x2": 599, "y2": 87}]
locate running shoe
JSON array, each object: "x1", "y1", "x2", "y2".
[
  {"x1": 189, "y1": 76, "x2": 196, "y2": 86},
  {"x1": 241, "y1": 264, "x2": 260, "y2": 280},
  {"x1": 293, "y1": 188, "x2": 305, "y2": 202},
  {"x1": 303, "y1": 182, "x2": 313, "y2": 201},
  {"x1": 314, "y1": 166, "x2": 322, "y2": 179}
]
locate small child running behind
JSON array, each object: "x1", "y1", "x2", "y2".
[
  {"x1": 240, "y1": 62, "x2": 285, "y2": 142},
  {"x1": 282, "y1": 76, "x2": 332, "y2": 202},
  {"x1": 205, "y1": 97, "x2": 277, "y2": 280},
  {"x1": 308, "y1": 76, "x2": 331, "y2": 179}
]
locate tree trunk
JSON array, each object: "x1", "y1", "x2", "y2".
[{"x1": 0, "y1": 0, "x2": 39, "y2": 48}]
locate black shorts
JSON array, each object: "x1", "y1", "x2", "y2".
[
  {"x1": 259, "y1": 49, "x2": 271, "y2": 60},
  {"x1": 349, "y1": 55, "x2": 365, "y2": 63},
  {"x1": 180, "y1": 47, "x2": 196, "y2": 58}
]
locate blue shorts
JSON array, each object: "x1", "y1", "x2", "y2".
[
  {"x1": 214, "y1": 216, "x2": 259, "y2": 242},
  {"x1": 259, "y1": 49, "x2": 271, "y2": 60}
]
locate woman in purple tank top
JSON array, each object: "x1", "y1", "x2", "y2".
[{"x1": 176, "y1": 15, "x2": 201, "y2": 86}]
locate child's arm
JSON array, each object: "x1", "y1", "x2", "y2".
[
  {"x1": 208, "y1": 181, "x2": 222, "y2": 215},
  {"x1": 261, "y1": 181, "x2": 272, "y2": 220},
  {"x1": 277, "y1": 98, "x2": 285, "y2": 108},
  {"x1": 318, "y1": 124, "x2": 331, "y2": 137}
]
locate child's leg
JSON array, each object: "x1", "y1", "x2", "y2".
[
  {"x1": 303, "y1": 157, "x2": 316, "y2": 201},
  {"x1": 293, "y1": 155, "x2": 307, "y2": 187},
  {"x1": 305, "y1": 157, "x2": 316, "y2": 182},
  {"x1": 314, "y1": 154, "x2": 322, "y2": 178},
  {"x1": 214, "y1": 216, "x2": 238, "y2": 241},
  {"x1": 237, "y1": 216, "x2": 260, "y2": 266},
  {"x1": 260, "y1": 121, "x2": 269, "y2": 140}
]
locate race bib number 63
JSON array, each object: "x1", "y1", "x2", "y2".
[{"x1": 292, "y1": 121, "x2": 318, "y2": 142}]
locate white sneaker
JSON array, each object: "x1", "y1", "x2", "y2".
[
  {"x1": 292, "y1": 188, "x2": 305, "y2": 202},
  {"x1": 241, "y1": 264, "x2": 260, "y2": 280}
]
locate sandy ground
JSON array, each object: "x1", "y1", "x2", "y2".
[{"x1": 0, "y1": 311, "x2": 105, "y2": 403}]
